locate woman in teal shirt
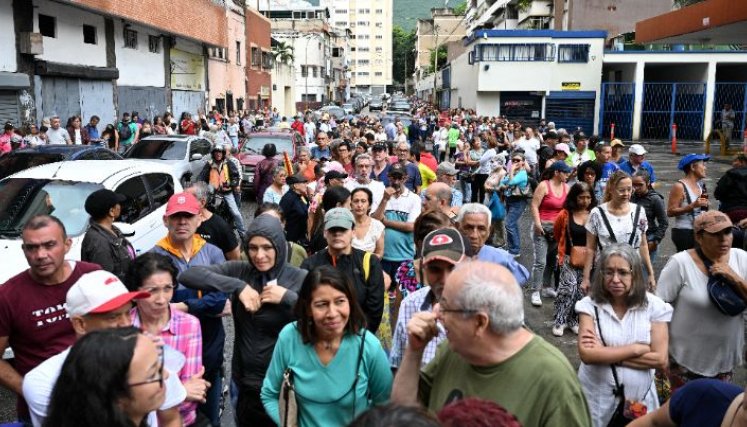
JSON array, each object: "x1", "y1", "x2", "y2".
[
  {"x1": 261, "y1": 266, "x2": 393, "y2": 426},
  {"x1": 502, "y1": 151, "x2": 531, "y2": 256}
]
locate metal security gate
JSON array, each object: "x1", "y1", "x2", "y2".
[
  {"x1": 38, "y1": 78, "x2": 114, "y2": 125},
  {"x1": 0, "y1": 91, "x2": 20, "y2": 126},
  {"x1": 545, "y1": 91, "x2": 596, "y2": 135},
  {"x1": 172, "y1": 90, "x2": 206, "y2": 119},
  {"x1": 79, "y1": 81, "x2": 115, "y2": 126},
  {"x1": 501, "y1": 92, "x2": 543, "y2": 127},
  {"x1": 118, "y1": 87, "x2": 168, "y2": 122},
  {"x1": 641, "y1": 82, "x2": 706, "y2": 141},
  {"x1": 713, "y1": 83, "x2": 747, "y2": 141},
  {"x1": 599, "y1": 82, "x2": 634, "y2": 139}
]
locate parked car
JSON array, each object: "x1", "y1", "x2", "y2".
[
  {"x1": 390, "y1": 101, "x2": 412, "y2": 113},
  {"x1": 314, "y1": 105, "x2": 347, "y2": 121},
  {"x1": 123, "y1": 135, "x2": 211, "y2": 187},
  {"x1": 380, "y1": 113, "x2": 414, "y2": 131},
  {"x1": 0, "y1": 160, "x2": 181, "y2": 283},
  {"x1": 369, "y1": 99, "x2": 384, "y2": 111},
  {"x1": 0, "y1": 145, "x2": 122, "y2": 180},
  {"x1": 238, "y1": 130, "x2": 303, "y2": 193},
  {"x1": 342, "y1": 103, "x2": 355, "y2": 115}
]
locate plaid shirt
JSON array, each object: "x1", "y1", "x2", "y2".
[
  {"x1": 132, "y1": 305, "x2": 202, "y2": 426},
  {"x1": 389, "y1": 286, "x2": 445, "y2": 369}
]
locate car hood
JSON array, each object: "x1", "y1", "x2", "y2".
[
  {"x1": 238, "y1": 153, "x2": 264, "y2": 166},
  {"x1": 0, "y1": 238, "x2": 83, "y2": 284}
]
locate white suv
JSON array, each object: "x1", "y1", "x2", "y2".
[{"x1": 0, "y1": 160, "x2": 182, "y2": 284}]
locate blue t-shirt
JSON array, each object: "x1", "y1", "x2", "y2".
[
  {"x1": 477, "y1": 245, "x2": 530, "y2": 286},
  {"x1": 404, "y1": 162, "x2": 422, "y2": 192},
  {"x1": 598, "y1": 161, "x2": 621, "y2": 195},
  {"x1": 310, "y1": 146, "x2": 331, "y2": 161},
  {"x1": 669, "y1": 379, "x2": 741, "y2": 427},
  {"x1": 619, "y1": 160, "x2": 657, "y2": 183},
  {"x1": 371, "y1": 163, "x2": 391, "y2": 187}
]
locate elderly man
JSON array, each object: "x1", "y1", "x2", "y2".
[
  {"x1": 185, "y1": 182, "x2": 241, "y2": 261},
  {"x1": 619, "y1": 144, "x2": 657, "y2": 184},
  {"x1": 311, "y1": 131, "x2": 331, "y2": 160},
  {"x1": 395, "y1": 141, "x2": 422, "y2": 194},
  {"x1": 390, "y1": 228, "x2": 470, "y2": 370},
  {"x1": 456, "y1": 203, "x2": 529, "y2": 285},
  {"x1": 421, "y1": 162, "x2": 463, "y2": 207},
  {"x1": 422, "y1": 182, "x2": 458, "y2": 221},
  {"x1": 45, "y1": 116, "x2": 71, "y2": 145},
  {"x1": 152, "y1": 192, "x2": 227, "y2": 426},
  {"x1": 22, "y1": 270, "x2": 187, "y2": 427},
  {"x1": 0, "y1": 215, "x2": 100, "y2": 423},
  {"x1": 391, "y1": 261, "x2": 591, "y2": 427},
  {"x1": 345, "y1": 153, "x2": 385, "y2": 212}
]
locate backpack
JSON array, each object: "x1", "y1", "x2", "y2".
[{"x1": 119, "y1": 122, "x2": 133, "y2": 141}]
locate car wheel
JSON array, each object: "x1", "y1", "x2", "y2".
[{"x1": 180, "y1": 175, "x2": 191, "y2": 188}]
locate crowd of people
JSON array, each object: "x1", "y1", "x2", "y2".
[{"x1": 2, "y1": 99, "x2": 747, "y2": 427}]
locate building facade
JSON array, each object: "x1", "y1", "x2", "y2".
[
  {"x1": 323, "y1": 0, "x2": 392, "y2": 95},
  {"x1": 246, "y1": 7, "x2": 273, "y2": 110},
  {"x1": 207, "y1": 0, "x2": 248, "y2": 114}
]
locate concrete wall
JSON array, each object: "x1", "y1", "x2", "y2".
[
  {"x1": 448, "y1": 50, "x2": 478, "y2": 111},
  {"x1": 272, "y1": 62, "x2": 296, "y2": 117},
  {"x1": 208, "y1": 8, "x2": 247, "y2": 110},
  {"x1": 569, "y1": 0, "x2": 671, "y2": 36},
  {"x1": 0, "y1": 0, "x2": 15, "y2": 72},
  {"x1": 113, "y1": 20, "x2": 165, "y2": 87},
  {"x1": 34, "y1": 0, "x2": 107, "y2": 68}
]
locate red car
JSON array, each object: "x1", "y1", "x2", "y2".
[{"x1": 238, "y1": 130, "x2": 303, "y2": 193}]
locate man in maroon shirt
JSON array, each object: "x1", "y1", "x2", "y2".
[{"x1": 0, "y1": 215, "x2": 99, "y2": 422}]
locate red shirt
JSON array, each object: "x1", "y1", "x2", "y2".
[
  {"x1": 291, "y1": 120, "x2": 305, "y2": 136},
  {"x1": 420, "y1": 152, "x2": 438, "y2": 173},
  {"x1": 0, "y1": 261, "x2": 99, "y2": 415},
  {"x1": 181, "y1": 120, "x2": 196, "y2": 135}
]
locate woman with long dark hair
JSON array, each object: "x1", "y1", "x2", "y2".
[
  {"x1": 254, "y1": 143, "x2": 279, "y2": 203},
  {"x1": 44, "y1": 327, "x2": 166, "y2": 427},
  {"x1": 261, "y1": 266, "x2": 392, "y2": 426}
]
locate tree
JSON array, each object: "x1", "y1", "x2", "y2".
[
  {"x1": 392, "y1": 25, "x2": 417, "y2": 87},
  {"x1": 452, "y1": 1, "x2": 467, "y2": 15},
  {"x1": 424, "y1": 45, "x2": 448, "y2": 74},
  {"x1": 271, "y1": 41, "x2": 294, "y2": 66}
]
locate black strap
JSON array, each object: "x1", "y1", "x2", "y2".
[
  {"x1": 679, "y1": 180, "x2": 696, "y2": 219},
  {"x1": 594, "y1": 306, "x2": 625, "y2": 398},
  {"x1": 596, "y1": 204, "x2": 642, "y2": 246},
  {"x1": 597, "y1": 207, "x2": 618, "y2": 243},
  {"x1": 630, "y1": 204, "x2": 642, "y2": 246}
]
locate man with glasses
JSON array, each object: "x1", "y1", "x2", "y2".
[
  {"x1": 345, "y1": 153, "x2": 385, "y2": 212},
  {"x1": 390, "y1": 228, "x2": 471, "y2": 370},
  {"x1": 619, "y1": 144, "x2": 656, "y2": 185},
  {"x1": 22, "y1": 270, "x2": 187, "y2": 427},
  {"x1": 311, "y1": 131, "x2": 331, "y2": 160},
  {"x1": 372, "y1": 163, "x2": 422, "y2": 279},
  {"x1": 395, "y1": 142, "x2": 422, "y2": 194},
  {"x1": 0, "y1": 215, "x2": 100, "y2": 424},
  {"x1": 391, "y1": 261, "x2": 591, "y2": 427}
]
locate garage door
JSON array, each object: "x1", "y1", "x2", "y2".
[
  {"x1": 172, "y1": 90, "x2": 206, "y2": 119},
  {"x1": 545, "y1": 91, "x2": 596, "y2": 135},
  {"x1": 501, "y1": 92, "x2": 543, "y2": 127},
  {"x1": 0, "y1": 91, "x2": 20, "y2": 126}
]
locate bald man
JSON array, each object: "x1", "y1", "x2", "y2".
[
  {"x1": 391, "y1": 261, "x2": 591, "y2": 427},
  {"x1": 422, "y1": 182, "x2": 458, "y2": 220}
]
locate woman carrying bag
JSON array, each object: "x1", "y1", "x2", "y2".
[{"x1": 261, "y1": 266, "x2": 392, "y2": 427}]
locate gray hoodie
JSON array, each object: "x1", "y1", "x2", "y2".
[{"x1": 178, "y1": 214, "x2": 307, "y2": 389}]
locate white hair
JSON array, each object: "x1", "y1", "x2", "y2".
[
  {"x1": 453, "y1": 262, "x2": 524, "y2": 334},
  {"x1": 455, "y1": 203, "x2": 491, "y2": 224}
]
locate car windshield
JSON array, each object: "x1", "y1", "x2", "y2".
[
  {"x1": 0, "y1": 178, "x2": 102, "y2": 238},
  {"x1": 125, "y1": 139, "x2": 186, "y2": 160},
  {"x1": 242, "y1": 137, "x2": 294, "y2": 156},
  {"x1": 0, "y1": 153, "x2": 65, "y2": 180}
]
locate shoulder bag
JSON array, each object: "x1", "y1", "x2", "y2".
[
  {"x1": 696, "y1": 248, "x2": 747, "y2": 316},
  {"x1": 594, "y1": 307, "x2": 634, "y2": 427},
  {"x1": 279, "y1": 331, "x2": 368, "y2": 427}
]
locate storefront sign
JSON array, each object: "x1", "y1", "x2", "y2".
[
  {"x1": 562, "y1": 82, "x2": 581, "y2": 91},
  {"x1": 170, "y1": 49, "x2": 205, "y2": 91}
]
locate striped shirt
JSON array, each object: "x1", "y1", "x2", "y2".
[
  {"x1": 132, "y1": 305, "x2": 202, "y2": 426},
  {"x1": 389, "y1": 286, "x2": 444, "y2": 369}
]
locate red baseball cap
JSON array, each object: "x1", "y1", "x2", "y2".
[{"x1": 165, "y1": 192, "x2": 201, "y2": 216}]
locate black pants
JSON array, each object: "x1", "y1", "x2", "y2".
[
  {"x1": 471, "y1": 173, "x2": 488, "y2": 203},
  {"x1": 236, "y1": 385, "x2": 275, "y2": 427},
  {"x1": 671, "y1": 228, "x2": 696, "y2": 252}
]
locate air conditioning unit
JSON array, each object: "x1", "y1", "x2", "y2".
[{"x1": 19, "y1": 32, "x2": 43, "y2": 55}]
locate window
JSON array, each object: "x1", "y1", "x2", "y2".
[
  {"x1": 123, "y1": 27, "x2": 138, "y2": 49},
  {"x1": 375, "y1": 72, "x2": 383, "y2": 76},
  {"x1": 251, "y1": 47, "x2": 261, "y2": 67},
  {"x1": 189, "y1": 139, "x2": 212, "y2": 157},
  {"x1": 336, "y1": 9, "x2": 347, "y2": 13},
  {"x1": 335, "y1": 21, "x2": 347, "y2": 27},
  {"x1": 375, "y1": 35, "x2": 383, "y2": 39},
  {"x1": 357, "y1": 72, "x2": 369, "y2": 76},
  {"x1": 375, "y1": 9, "x2": 383, "y2": 13},
  {"x1": 474, "y1": 43, "x2": 555, "y2": 62},
  {"x1": 321, "y1": 67, "x2": 326, "y2": 77},
  {"x1": 148, "y1": 35, "x2": 160, "y2": 53},
  {"x1": 332, "y1": 47, "x2": 341, "y2": 57},
  {"x1": 359, "y1": 47, "x2": 369, "y2": 52},
  {"x1": 358, "y1": 60, "x2": 370, "y2": 65},
  {"x1": 143, "y1": 173, "x2": 175, "y2": 210},
  {"x1": 375, "y1": 22, "x2": 383, "y2": 28},
  {"x1": 312, "y1": 66, "x2": 318, "y2": 78},
  {"x1": 357, "y1": 21, "x2": 368, "y2": 26},
  {"x1": 38, "y1": 14, "x2": 56, "y2": 38},
  {"x1": 116, "y1": 177, "x2": 151, "y2": 223},
  {"x1": 359, "y1": 35, "x2": 370, "y2": 40},
  {"x1": 236, "y1": 41, "x2": 241, "y2": 65},
  {"x1": 375, "y1": 47, "x2": 383, "y2": 53},
  {"x1": 262, "y1": 51, "x2": 273, "y2": 69},
  {"x1": 83, "y1": 25, "x2": 97, "y2": 45},
  {"x1": 558, "y1": 44, "x2": 590, "y2": 63},
  {"x1": 301, "y1": 65, "x2": 308, "y2": 77}
]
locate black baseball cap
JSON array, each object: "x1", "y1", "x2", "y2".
[
  {"x1": 325, "y1": 170, "x2": 348, "y2": 182},
  {"x1": 85, "y1": 189, "x2": 127, "y2": 220},
  {"x1": 372, "y1": 143, "x2": 387, "y2": 152},
  {"x1": 388, "y1": 163, "x2": 407, "y2": 177},
  {"x1": 422, "y1": 228, "x2": 468, "y2": 265}
]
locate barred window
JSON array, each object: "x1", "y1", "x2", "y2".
[
  {"x1": 474, "y1": 43, "x2": 555, "y2": 62},
  {"x1": 558, "y1": 44, "x2": 590, "y2": 63},
  {"x1": 124, "y1": 27, "x2": 138, "y2": 49}
]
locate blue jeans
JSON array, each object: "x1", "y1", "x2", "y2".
[
  {"x1": 459, "y1": 179, "x2": 472, "y2": 204},
  {"x1": 221, "y1": 191, "x2": 246, "y2": 235},
  {"x1": 505, "y1": 198, "x2": 528, "y2": 255},
  {"x1": 199, "y1": 367, "x2": 223, "y2": 427}
]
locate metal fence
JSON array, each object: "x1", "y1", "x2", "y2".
[
  {"x1": 713, "y1": 82, "x2": 747, "y2": 141},
  {"x1": 641, "y1": 82, "x2": 706, "y2": 141},
  {"x1": 599, "y1": 82, "x2": 635, "y2": 140}
]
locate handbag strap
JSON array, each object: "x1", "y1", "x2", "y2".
[
  {"x1": 566, "y1": 212, "x2": 575, "y2": 248},
  {"x1": 629, "y1": 204, "x2": 642, "y2": 246},
  {"x1": 597, "y1": 207, "x2": 617, "y2": 244},
  {"x1": 679, "y1": 180, "x2": 695, "y2": 219},
  {"x1": 594, "y1": 306, "x2": 625, "y2": 398},
  {"x1": 596, "y1": 204, "x2": 642, "y2": 246}
]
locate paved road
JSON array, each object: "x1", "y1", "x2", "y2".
[{"x1": 0, "y1": 141, "x2": 741, "y2": 425}]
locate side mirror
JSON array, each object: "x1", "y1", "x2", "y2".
[
  {"x1": 113, "y1": 222, "x2": 135, "y2": 237},
  {"x1": 190, "y1": 153, "x2": 203, "y2": 161}
]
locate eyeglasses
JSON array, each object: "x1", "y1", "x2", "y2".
[
  {"x1": 439, "y1": 305, "x2": 478, "y2": 315},
  {"x1": 603, "y1": 269, "x2": 632, "y2": 279},
  {"x1": 128, "y1": 347, "x2": 165, "y2": 388}
]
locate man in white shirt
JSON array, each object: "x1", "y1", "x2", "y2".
[
  {"x1": 344, "y1": 153, "x2": 385, "y2": 212},
  {"x1": 45, "y1": 116, "x2": 71, "y2": 145},
  {"x1": 512, "y1": 126, "x2": 540, "y2": 173},
  {"x1": 22, "y1": 270, "x2": 188, "y2": 427}
]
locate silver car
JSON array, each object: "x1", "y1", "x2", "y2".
[{"x1": 124, "y1": 135, "x2": 212, "y2": 187}]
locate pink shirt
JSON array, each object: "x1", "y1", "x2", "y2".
[
  {"x1": 0, "y1": 132, "x2": 12, "y2": 154},
  {"x1": 132, "y1": 305, "x2": 202, "y2": 426},
  {"x1": 539, "y1": 180, "x2": 568, "y2": 222}
]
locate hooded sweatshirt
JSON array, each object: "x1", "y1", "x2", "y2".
[
  {"x1": 715, "y1": 166, "x2": 747, "y2": 212},
  {"x1": 178, "y1": 214, "x2": 307, "y2": 389}
]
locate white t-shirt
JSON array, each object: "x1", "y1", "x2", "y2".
[
  {"x1": 23, "y1": 347, "x2": 186, "y2": 427},
  {"x1": 514, "y1": 137, "x2": 540, "y2": 166},
  {"x1": 351, "y1": 218, "x2": 385, "y2": 253},
  {"x1": 344, "y1": 179, "x2": 385, "y2": 213},
  {"x1": 585, "y1": 203, "x2": 648, "y2": 251},
  {"x1": 73, "y1": 129, "x2": 82, "y2": 145}
]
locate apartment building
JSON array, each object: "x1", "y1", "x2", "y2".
[
  {"x1": 415, "y1": 8, "x2": 467, "y2": 78},
  {"x1": 208, "y1": 0, "x2": 248, "y2": 114},
  {"x1": 323, "y1": 0, "x2": 393, "y2": 95}
]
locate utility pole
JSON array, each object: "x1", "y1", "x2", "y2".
[{"x1": 432, "y1": 24, "x2": 439, "y2": 107}]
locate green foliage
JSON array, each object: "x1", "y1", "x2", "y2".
[
  {"x1": 673, "y1": 0, "x2": 706, "y2": 7},
  {"x1": 424, "y1": 45, "x2": 448, "y2": 74},
  {"x1": 452, "y1": 1, "x2": 467, "y2": 15},
  {"x1": 271, "y1": 41, "x2": 294, "y2": 66},
  {"x1": 516, "y1": 0, "x2": 532, "y2": 11},
  {"x1": 392, "y1": 25, "x2": 417, "y2": 85}
]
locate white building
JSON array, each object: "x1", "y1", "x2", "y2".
[
  {"x1": 323, "y1": 0, "x2": 393, "y2": 95},
  {"x1": 444, "y1": 29, "x2": 606, "y2": 133}
]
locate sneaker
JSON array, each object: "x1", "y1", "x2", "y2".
[
  {"x1": 552, "y1": 324, "x2": 565, "y2": 337},
  {"x1": 531, "y1": 291, "x2": 542, "y2": 307},
  {"x1": 541, "y1": 288, "x2": 558, "y2": 299},
  {"x1": 570, "y1": 325, "x2": 579, "y2": 335}
]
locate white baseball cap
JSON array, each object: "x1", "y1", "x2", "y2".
[
  {"x1": 66, "y1": 270, "x2": 150, "y2": 317},
  {"x1": 629, "y1": 144, "x2": 647, "y2": 156}
]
